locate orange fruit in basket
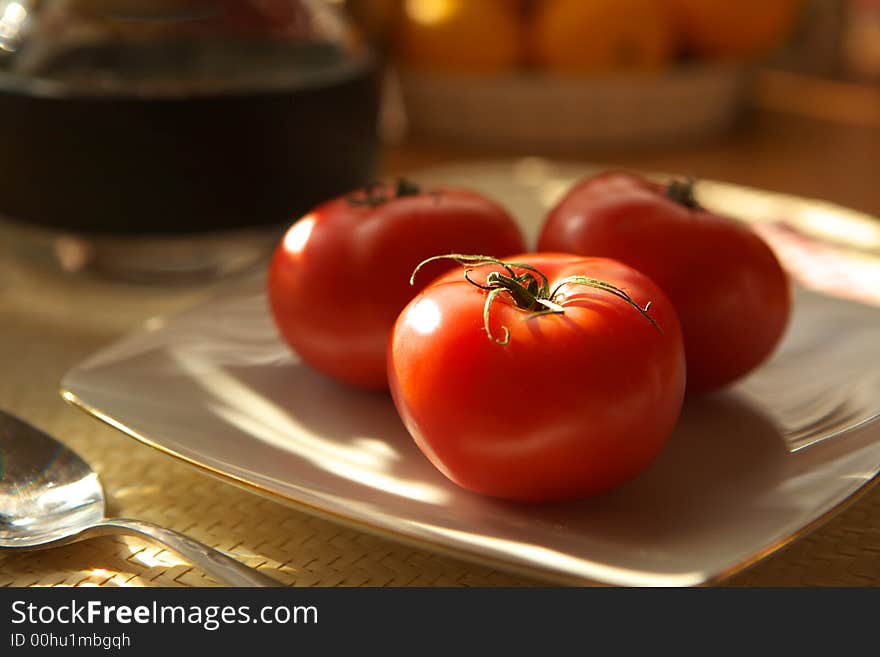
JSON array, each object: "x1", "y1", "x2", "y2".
[
  {"x1": 396, "y1": 0, "x2": 522, "y2": 73},
  {"x1": 663, "y1": 0, "x2": 802, "y2": 58},
  {"x1": 530, "y1": 0, "x2": 675, "y2": 73}
]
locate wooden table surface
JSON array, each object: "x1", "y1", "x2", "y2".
[{"x1": 2, "y1": 99, "x2": 880, "y2": 587}]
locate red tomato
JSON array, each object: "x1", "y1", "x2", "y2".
[
  {"x1": 268, "y1": 182, "x2": 526, "y2": 390},
  {"x1": 538, "y1": 172, "x2": 791, "y2": 393},
  {"x1": 388, "y1": 253, "x2": 685, "y2": 502}
]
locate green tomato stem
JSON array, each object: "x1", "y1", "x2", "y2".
[
  {"x1": 666, "y1": 177, "x2": 701, "y2": 210},
  {"x1": 410, "y1": 255, "x2": 662, "y2": 344},
  {"x1": 348, "y1": 178, "x2": 422, "y2": 208}
]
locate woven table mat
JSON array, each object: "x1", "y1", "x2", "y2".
[{"x1": 1, "y1": 250, "x2": 879, "y2": 588}]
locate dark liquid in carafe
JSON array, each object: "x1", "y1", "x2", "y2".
[{"x1": 0, "y1": 40, "x2": 380, "y2": 235}]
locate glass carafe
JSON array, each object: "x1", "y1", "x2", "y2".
[{"x1": 0, "y1": 0, "x2": 381, "y2": 280}]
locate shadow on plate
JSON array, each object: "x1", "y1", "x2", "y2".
[{"x1": 220, "y1": 359, "x2": 794, "y2": 545}]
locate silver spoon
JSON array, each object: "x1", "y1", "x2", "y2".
[{"x1": 0, "y1": 409, "x2": 281, "y2": 586}]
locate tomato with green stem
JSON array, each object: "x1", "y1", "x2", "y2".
[
  {"x1": 268, "y1": 181, "x2": 526, "y2": 390},
  {"x1": 388, "y1": 253, "x2": 686, "y2": 502},
  {"x1": 538, "y1": 172, "x2": 792, "y2": 392}
]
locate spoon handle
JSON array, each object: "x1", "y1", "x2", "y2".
[{"x1": 94, "y1": 518, "x2": 283, "y2": 587}]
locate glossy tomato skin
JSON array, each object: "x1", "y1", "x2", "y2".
[
  {"x1": 268, "y1": 185, "x2": 525, "y2": 390},
  {"x1": 388, "y1": 254, "x2": 686, "y2": 502},
  {"x1": 538, "y1": 172, "x2": 791, "y2": 393}
]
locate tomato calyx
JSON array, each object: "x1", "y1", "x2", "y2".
[
  {"x1": 411, "y1": 254, "x2": 661, "y2": 345},
  {"x1": 665, "y1": 177, "x2": 702, "y2": 210},
  {"x1": 347, "y1": 178, "x2": 422, "y2": 208}
]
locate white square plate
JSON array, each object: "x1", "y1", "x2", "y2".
[{"x1": 61, "y1": 161, "x2": 880, "y2": 586}]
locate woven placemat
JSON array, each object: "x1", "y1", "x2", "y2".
[{"x1": 1, "y1": 250, "x2": 879, "y2": 587}]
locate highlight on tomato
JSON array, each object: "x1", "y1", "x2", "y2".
[
  {"x1": 268, "y1": 181, "x2": 526, "y2": 390},
  {"x1": 388, "y1": 253, "x2": 686, "y2": 503},
  {"x1": 538, "y1": 172, "x2": 791, "y2": 392}
]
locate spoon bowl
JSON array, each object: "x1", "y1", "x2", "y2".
[{"x1": 0, "y1": 410, "x2": 280, "y2": 586}]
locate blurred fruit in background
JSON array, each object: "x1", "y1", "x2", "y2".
[
  {"x1": 387, "y1": 0, "x2": 804, "y2": 73},
  {"x1": 663, "y1": 0, "x2": 803, "y2": 59},
  {"x1": 530, "y1": 0, "x2": 675, "y2": 73},
  {"x1": 396, "y1": 0, "x2": 522, "y2": 73},
  {"x1": 340, "y1": 0, "x2": 818, "y2": 149}
]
